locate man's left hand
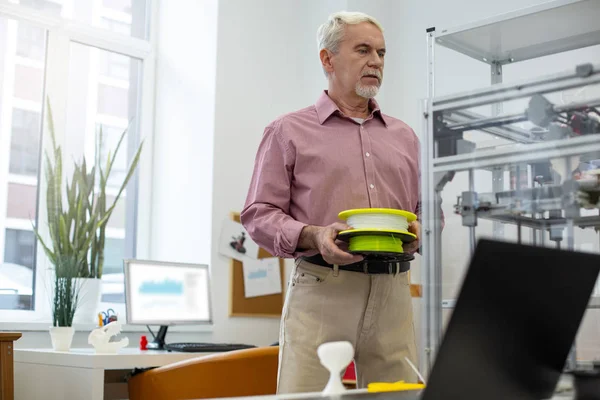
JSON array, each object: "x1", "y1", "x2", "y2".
[{"x1": 403, "y1": 221, "x2": 421, "y2": 253}]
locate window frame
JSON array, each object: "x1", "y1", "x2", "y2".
[{"x1": 0, "y1": 0, "x2": 157, "y2": 328}]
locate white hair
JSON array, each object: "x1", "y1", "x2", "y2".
[{"x1": 317, "y1": 11, "x2": 384, "y2": 77}]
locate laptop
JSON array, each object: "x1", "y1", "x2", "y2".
[{"x1": 422, "y1": 238, "x2": 600, "y2": 400}]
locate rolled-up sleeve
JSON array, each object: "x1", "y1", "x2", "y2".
[{"x1": 241, "y1": 122, "x2": 306, "y2": 259}]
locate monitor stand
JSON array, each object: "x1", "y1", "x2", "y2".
[{"x1": 147, "y1": 326, "x2": 169, "y2": 350}]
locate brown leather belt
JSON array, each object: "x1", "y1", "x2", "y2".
[{"x1": 300, "y1": 254, "x2": 410, "y2": 275}]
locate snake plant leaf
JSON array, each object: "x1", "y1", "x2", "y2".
[
  {"x1": 103, "y1": 141, "x2": 144, "y2": 220},
  {"x1": 103, "y1": 151, "x2": 112, "y2": 187},
  {"x1": 74, "y1": 185, "x2": 85, "y2": 250},
  {"x1": 31, "y1": 221, "x2": 57, "y2": 266},
  {"x1": 104, "y1": 126, "x2": 127, "y2": 180},
  {"x1": 65, "y1": 179, "x2": 75, "y2": 236},
  {"x1": 87, "y1": 165, "x2": 96, "y2": 210},
  {"x1": 43, "y1": 156, "x2": 58, "y2": 248},
  {"x1": 58, "y1": 214, "x2": 74, "y2": 256},
  {"x1": 96, "y1": 225, "x2": 106, "y2": 277},
  {"x1": 53, "y1": 147, "x2": 63, "y2": 253},
  {"x1": 46, "y1": 98, "x2": 57, "y2": 152},
  {"x1": 81, "y1": 158, "x2": 87, "y2": 182}
]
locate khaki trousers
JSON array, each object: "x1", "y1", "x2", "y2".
[{"x1": 277, "y1": 258, "x2": 417, "y2": 394}]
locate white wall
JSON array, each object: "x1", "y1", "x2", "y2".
[{"x1": 151, "y1": 0, "x2": 218, "y2": 268}]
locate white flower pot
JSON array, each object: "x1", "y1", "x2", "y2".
[
  {"x1": 73, "y1": 278, "x2": 102, "y2": 324},
  {"x1": 49, "y1": 326, "x2": 75, "y2": 351}
]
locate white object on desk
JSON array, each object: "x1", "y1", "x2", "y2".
[
  {"x1": 88, "y1": 321, "x2": 129, "y2": 353},
  {"x1": 14, "y1": 347, "x2": 212, "y2": 400},
  {"x1": 49, "y1": 326, "x2": 75, "y2": 351},
  {"x1": 317, "y1": 341, "x2": 354, "y2": 395}
]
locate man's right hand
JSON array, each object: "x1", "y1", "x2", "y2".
[{"x1": 299, "y1": 223, "x2": 364, "y2": 265}]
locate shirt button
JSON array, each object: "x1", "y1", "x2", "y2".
[
  {"x1": 366, "y1": 152, "x2": 370, "y2": 157},
  {"x1": 370, "y1": 184, "x2": 375, "y2": 189}
]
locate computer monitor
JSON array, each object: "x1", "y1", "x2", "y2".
[{"x1": 124, "y1": 259, "x2": 212, "y2": 350}]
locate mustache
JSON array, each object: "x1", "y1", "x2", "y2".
[{"x1": 361, "y1": 70, "x2": 382, "y2": 80}]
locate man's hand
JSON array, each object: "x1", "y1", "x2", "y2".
[
  {"x1": 403, "y1": 220, "x2": 421, "y2": 253},
  {"x1": 299, "y1": 223, "x2": 364, "y2": 265}
]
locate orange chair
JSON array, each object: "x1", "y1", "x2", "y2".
[{"x1": 128, "y1": 346, "x2": 279, "y2": 400}]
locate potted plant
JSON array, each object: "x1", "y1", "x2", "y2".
[
  {"x1": 34, "y1": 100, "x2": 143, "y2": 348},
  {"x1": 48, "y1": 254, "x2": 81, "y2": 351}
]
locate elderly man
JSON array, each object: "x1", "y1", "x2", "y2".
[{"x1": 241, "y1": 11, "x2": 421, "y2": 393}]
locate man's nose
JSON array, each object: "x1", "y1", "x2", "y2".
[{"x1": 368, "y1": 53, "x2": 383, "y2": 68}]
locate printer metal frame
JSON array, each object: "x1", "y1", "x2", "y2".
[{"x1": 420, "y1": 0, "x2": 600, "y2": 375}]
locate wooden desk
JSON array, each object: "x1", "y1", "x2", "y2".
[
  {"x1": 0, "y1": 332, "x2": 21, "y2": 400},
  {"x1": 14, "y1": 348, "x2": 213, "y2": 400}
]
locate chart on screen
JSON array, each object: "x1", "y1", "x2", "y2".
[{"x1": 127, "y1": 262, "x2": 210, "y2": 323}]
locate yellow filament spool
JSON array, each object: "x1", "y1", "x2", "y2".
[
  {"x1": 337, "y1": 208, "x2": 416, "y2": 254},
  {"x1": 348, "y1": 234, "x2": 404, "y2": 253}
]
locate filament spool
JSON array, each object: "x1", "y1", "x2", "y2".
[
  {"x1": 337, "y1": 208, "x2": 417, "y2": 254},
  {"x1": 346, "y1": 213, "x2": 409, "y2": 231},
  {"x1": 348, "y1": 234, "x2": 404, "y2": 253}
]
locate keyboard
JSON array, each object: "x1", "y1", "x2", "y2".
[{"x1": 164, "y1": 342, "x2": 256, "y2": 353}]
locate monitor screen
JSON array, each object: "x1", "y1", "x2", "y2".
[{"x1": 124, "y1": 259, "x2": 212, "y2": 325}]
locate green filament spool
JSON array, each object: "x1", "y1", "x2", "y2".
[{"x1": 348, "y1": 234, "x2": 404, "y2": 253}]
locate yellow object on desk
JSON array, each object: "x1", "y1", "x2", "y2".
[{"x1": 367, "y1": 381, "x2": 425, "y2": 393}]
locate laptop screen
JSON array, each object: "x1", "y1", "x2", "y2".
[{"x1": 423, "y1": 239, "x2": 600, "y2": 400}]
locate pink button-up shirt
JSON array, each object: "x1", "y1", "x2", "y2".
[{"x1": 241, "y1": 91, "x2": 421, "y2": 259}]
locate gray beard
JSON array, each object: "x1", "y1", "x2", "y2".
[{"x1": 355, "y1": 83, "x2": 380, "y2": 98}]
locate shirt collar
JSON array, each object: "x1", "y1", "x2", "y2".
[{"x1": 315, "y1": 90, "x2": 388, "y2": 127}]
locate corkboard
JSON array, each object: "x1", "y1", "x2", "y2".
[
  {"x1": 229, "y1": 212, "x2": 285, "y2": 318},
  {"x1": 410, "y1": 282, "x2": 422, "y2": 298}
]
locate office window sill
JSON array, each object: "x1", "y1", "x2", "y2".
[{"x1": 0, "y1": 321, "x2": 214, "y2": 333}]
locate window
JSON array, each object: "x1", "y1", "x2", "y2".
[
  {"x1": 66, "y1": 42, "x2": 142, "y2": 310},
  {"x1": 0, "y1": 229, "x2": 34, "y2": 310},
  {"x1": 0, "y1": 16, "x2": 45, "y2": 311},
  {"x1": 99, "y1": 51, "x2": 130, "y2": 81},
  {"x1": 6, "y1": 183, "x2": 38, "y2": 220},
  {"x1": 101, "y1": 237, "x2": 125, "y2": 303},
  {"x1": 100, "y1": 16, "x2": 131, "y2": 36},
  {"x1": 14, "y1": 0, "x2": 149, "y2": 40},
  {"x1": 4, "y1": 229, "x2": 35, "y2": 271},
  {"x1": 16, "y1": 24, "x2": 45, "y2": 61},
  {"x1": 103, "y1": 0, "x2": 132, "y2": 14},
  {"x1": 13, "y1": 65, "x2": 44, "y2": 101},
  {"x1": 9, "y1": 109, "x2": 41, "y2": 176},
  {"x1": 0, "y1": 1, "x2": 153, "y2": 322},
  {"x1": 17, "y1": 0, "x2": 61, "y2": 16},
  {"x1": 97, "y1": 84, "x2": 130, "y2": 119}
]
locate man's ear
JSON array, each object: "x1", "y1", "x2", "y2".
[{"x1": 320, "y1": 48, "x2": 334, "y2": 75}]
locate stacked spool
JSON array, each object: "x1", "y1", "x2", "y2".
[{"x1": 337, "y1": 208, "x2": 417, "y2": 255}]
